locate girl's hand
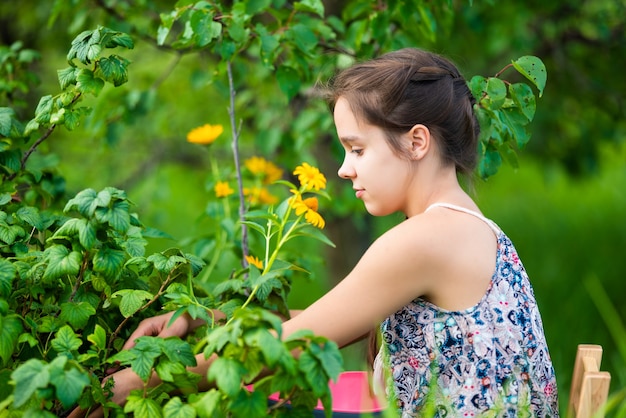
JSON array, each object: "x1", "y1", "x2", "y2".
[
  {"x1": 122, "y1": 311, "x2": 194, "y2": 350},
  {"x1": 67, "y1": 367, "x2": 147, "y2": 418}
]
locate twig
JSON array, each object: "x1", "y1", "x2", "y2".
[
  {"x1": 107, "y1": 268, "x2": 176, "y2": 351},
  {"x1": 7, "y1": 124, "x2": 56, "y2": 181},
  {"x1": 226, "y1": 60, "x2": 249, "y2": 267}
]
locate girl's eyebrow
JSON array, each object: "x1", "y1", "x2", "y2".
[{"x1": 338, "y1": 135, "x2": 361, "y2": 144}]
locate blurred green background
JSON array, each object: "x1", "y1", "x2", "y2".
[{"x1": 2, "y1": 0, "x2": 625, "y2": 415}]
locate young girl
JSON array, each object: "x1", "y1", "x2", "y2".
[{"x1": 75, "y1": 48, "x2": 559, "y2": 417}]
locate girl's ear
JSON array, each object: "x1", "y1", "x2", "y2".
[{"x1": 407, "y1": 124, "x2": 431, "y2": 161}]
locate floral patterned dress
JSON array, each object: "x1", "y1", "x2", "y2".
[{"x1": 373, "y1": 203, "x2": 559, "y2": 417}]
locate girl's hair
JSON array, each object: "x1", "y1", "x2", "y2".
[{"x1": 327, "y1": 48, "x2": 480, "y2": 177}]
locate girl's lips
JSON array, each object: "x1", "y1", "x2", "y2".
[{"x1": 355, "y1": 189, "x2": 365, "y2": 199}]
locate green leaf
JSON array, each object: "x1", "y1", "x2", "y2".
[
  {"x1": 163, "y1": 396, "x2": 196, "y2": 418},
  {"x1": 57, "y1": 67, "x2": 78, "y2": 90},
  {"x1": 42, "y1": 245, "x2": 82, "y2": 281},
  {"x1": 59, "y1": 302, "x2": 96, "y2": 329},
  {"x1": 276, "y1": 65, "x2": 301, "y2": 100},
  {"x1": 0, "y1": 193, "x2": 11, "y2": 206},
  {"x1": 229, "y1": 390, "x2": 267, "y2": 418},
  {"x1": 309, "y1": 341, "x2": 342, "y2": 381},
  {"x1": 0, "y1": 259, "x2": 16, "y2": 298},
  {"x1": 207, "y1": 357, "x2": 246, "y2": 397},
  {"x1": 93, "y1": 246, "x2": 126, "y2": 279},
  {"x1": 11, "y1": 358, "x2": 49, "y2": 407},
  {"x1": 288, "y1": 23, "x2": 318, "y2": 54},
  {"x1": 244, "y1": 328, "x2": 286, "y2": 367},
  {"x1": 125, "y1": 395, "x2": 163, "y2": 418},
  {"x1": 189, "y1": 390, "x2": 222, "y2": 417},
  {"x1": 485, "y1": 77, "x2": 507, "y2": 109},
  {"x1": 95, "y1": 55, "x2": 130, "y2": 87},
  {"x1": 78, "y1": 220, "x2": 97, "y2": 249},
  {"x1": 161, "y1": 337, "x2": 197, "y2": 366},
  {"x1": 64, "y1": 188, "x2": 98, "y2": 216},
  {"x1": 512, "y1": 56, "x2": 547, "y2": 97},
  {"x1": 155, "y1": 359, "x2": 187, "y2": 382},
  {"x1": 190, "y1": 10, "x2": 222, "y2": 47},
  {"x1": 34, "y1": 95, "x2": 53, "y2": 124},
  {"x1": 48, "y1": 358, "x2": 90, "y2": 408},
  {"x1": 508, "y1": 82, "x2": 536, "y2": 122},
  {"x1": 0, "y1": 314, "x2": 22, "y2": 365},
  {"x1": 102, "y1": 29, "x2": 134, "y2": 50},
  {"x1": 76, "y1": 69, "x2": 105, "y2": 96},
  {"x1": 298, "y1": 351, "x2": 328, "y2": 397},
  {"x1": 129, "y1": 337, "x2": 163, "y2": 381},
  {"x1": 87, "y1": 324, "x2": 107, "y2": 350},
  {"x1": 246, "y1": 0, "x2": 271, "y2": 15},
  {"x1": 0, "y1": 108, "x2": 15, "y2": 136},
  {"x1": 16, "y1": 206, "x2": 43, "y2": 230},
  {"x1": 112, "y1": 289, "x2": 153, "y2": 318},
  {"x1": 95, "y1": 199, "x2": 131, "y2": 232},
  {"x1": 0, "y1": 222, "x2": 23, "y2": 245},
  {"x1": 158, "y1": 11, "x2": 177, "y2": 45},
  {"x1": 294, "y1": 0, "x2": 325, "y2": 17}
]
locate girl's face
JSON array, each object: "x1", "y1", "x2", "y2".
[{"x1": 334, "y1": 97, "x2": 415, "y2": 216}]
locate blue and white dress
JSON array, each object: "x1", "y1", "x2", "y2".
[{"x1": 373, "y1": 203, "x2": 559, "y2": 417}]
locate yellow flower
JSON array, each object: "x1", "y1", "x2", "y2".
[
  {"x1": 305, "y1": 209, "x2": 325, "y2": 229},
  {"x1": 293, "y1": 162, "x2": 326, "y2": 191},
  {"x1": 214, "y1": 181, "x2": 234, "y2": 198},
  {"x1": 245, "y1": 255, "x2": 263, "y2": 269},
  {"x1": 244, "y1": 186, "x2": 279, "y2": 205},
  {"x1": 187, "y1": 124, "x2": 223, "y2": 144},
  {"x1": 290, "y1": 193, "x2": 325, "y2": 229},
  {"x1": 245, "y1": 156, "x2": 284, "y2": 184}
]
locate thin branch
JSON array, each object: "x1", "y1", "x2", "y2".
[
  {"x1": 6, "y1": 124, "x2": 56, "y2": 181},
  {"x1": 226, "y1": 60, "x2": 249, "y2": 267}
]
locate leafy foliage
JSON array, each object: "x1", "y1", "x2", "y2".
[{"x1": 0, "y1": 1, "x2": 550, "y2": 417}]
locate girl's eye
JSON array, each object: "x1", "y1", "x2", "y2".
[{"x1": 351, "y1": 149, "x2": 363, "y2": 155}]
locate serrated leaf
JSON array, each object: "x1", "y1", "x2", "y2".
[
  {"x1": 0, "y1": 259, "x2": 16, "y2": 298},
  {"x1": 76, "y1": 69, "x2": 105, "y2": 96},
  {"x1": 229, "y1": 390, "x2": 267, "y2": 418},
  {"x1": 59, "y1": 302, "x2": 96, "y2": 330},
  {"x1": 297, "y1": 351, "x2": 328, "y2": 397},
  {"x1": 52, "y1": 325, "x2": 82, "y2": 355},
  {"x1": 512, "y1": 55, "x2": 547, "y2": 97},
  {"x1": 244, "y1": 328, "x2": 286, "y2": 367},
  {"x1": 57, "y1": 67, "x2": 78, "y2": 90},
  {"x1": 163, "y1": 396, "x2": 196, "y2": 418},
  {"x1": 161, "y1": 337, "x2": 197, "y2": 366},
  {"x1": 34, "y1": 95, "x2": 53, "y2": 124},
  {"x1": 42, "y1": 246, "x2": 82, "y2": 281},
  {"x1": 294, "y1": 0, "x2": 324, "y2": 17},
  {"x1": 16, "y1": 206, "x2": 43, "y2": 230},
  {"x1": 0, "y1": 107, "x2": 15, "y2": 136},
  {"x1": 128, "y1": 337, "x2": 163, "y2": 382},
  {"x1": 309, "y1": 341, "x2": 342, "y2": 381},
  {"x1": 0, "y1": 193, "x2": 11, "y2": 206},
  {"x1": 48, "y1": 358, "x2": 90, "y2": 408},
  {"x1": 95, "y1": 55, "x2": 130, "y2": 87},
  {"x1": 93, "y1": 246, "x2": 126, "y2": 280},
  {"x1": 64, "y1": 188, "x2": 97, "y2": 216},
  {"x1": 87, "y1": 324, "x2": 107, "y2": 350},
  {"x1": 0, "y1": 314, "x2": 22, "y2": 366},
  {"x1": 125, "y1": 395, "x2": 163, "y2": 418},
  {"x1": 11, "y1": 358, "x2": 49, "y2": 407},
  {"x1": 207, "y1": 357, "x2": 246, "y2": 397},
  {"x1": 94, "y1": 199, "x2": 130, "y2": 232},
  {"x1": 113, "y1": 289, "x2": 153, "y2": 318}
]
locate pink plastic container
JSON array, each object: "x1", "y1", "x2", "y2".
[{"x1": 268, "y1": 371, "x2": 386, "y2": 415}]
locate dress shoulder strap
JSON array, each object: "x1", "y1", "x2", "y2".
[{"x1": 425, "y1": 202, "x2": 501, "y2": 235}]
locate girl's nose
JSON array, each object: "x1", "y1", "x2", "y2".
[{"x1": 337, "y1": 160, "x2": 355, "y2": 179}]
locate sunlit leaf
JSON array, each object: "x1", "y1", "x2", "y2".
[
  {"x1": 125, "y1": 394, "x2": 163, "y2": 418},
  {"x1": 11, "y1": 358, "x2": 49, "y2": 407},
  {"x1": 207, "y1": 357, "x2": 246, "y2": 397},
  {"x1": 42, "y1": 245, "x2": 82, "y2": 281},
  {"x1": 112, "y1": 289, "x2": 153, "y2": 318},
  {"x1": 163, "y1": 396, "x2": 196, "y2": 418},
  {"x1": 512, "y1": 56, "x2": 547, "y2": 97}
]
